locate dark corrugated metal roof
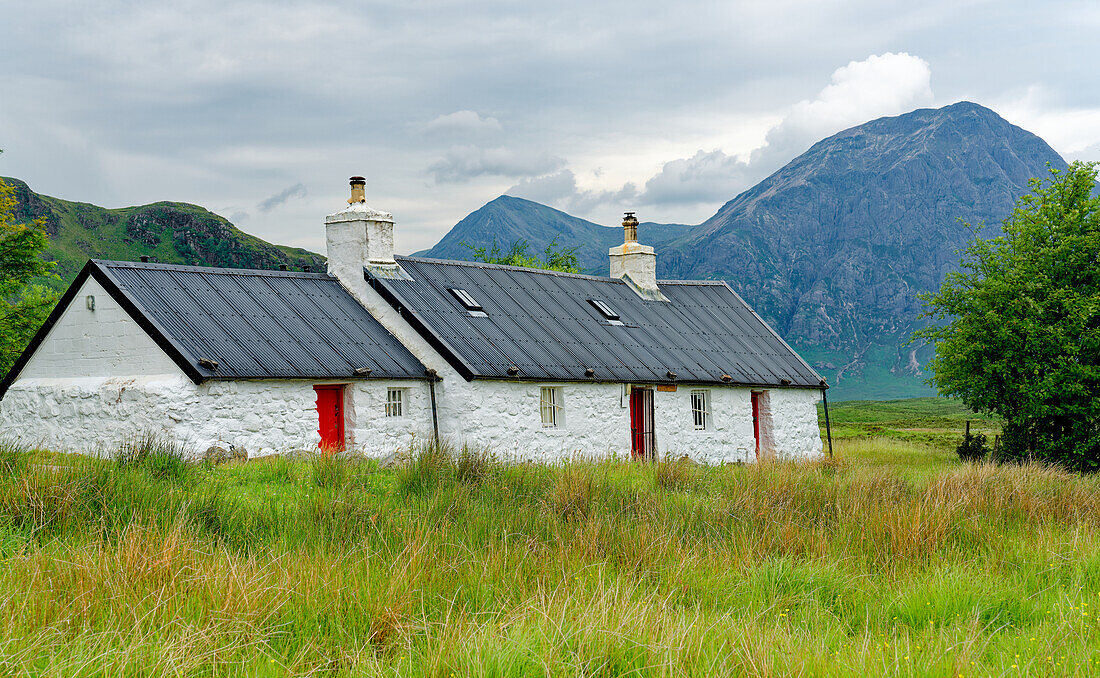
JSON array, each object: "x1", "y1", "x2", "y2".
[
  {"x1": 96, "y1": 260, "x2": 426, "y2": 380},
  {"x1": 368, "y1": 256, "x2": 822, "y2": 387}
]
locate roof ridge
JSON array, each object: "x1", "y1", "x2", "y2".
[
  {"x1": 93, "y1": 259, "x2": 331, "y2": 279},
  {"x1": 396, "y1": 255, "x2": 624, "y2": 283}
]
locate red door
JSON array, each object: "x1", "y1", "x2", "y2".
[
  {"x1": 630, "y1": 387, "x2": 655, "y2": 460},
  {"x1": 751, "y1": 391, "x2": 761, "y2": 459},
  {"x1": 314, "y1": 385, "x2": 345, "y2": 454}
]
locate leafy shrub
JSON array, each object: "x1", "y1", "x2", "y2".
[
  {"x1": 914, "y1": 162, "x2": 1100, "y2": 472},
  {"x1": 956, "y1": 432, "x2": 989, "y2": 463}
]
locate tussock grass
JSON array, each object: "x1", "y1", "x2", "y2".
[{"x1": 0, "y1": 437, "x2": 1099, "y2": 675}]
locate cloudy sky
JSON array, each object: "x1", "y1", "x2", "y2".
[{"x1": 2, "y1": 0, "x2": 1099, "y2": 254}]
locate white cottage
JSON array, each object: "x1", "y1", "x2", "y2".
[{"x1": 0, "y1": 177, "x2": 826, "y2": 462}]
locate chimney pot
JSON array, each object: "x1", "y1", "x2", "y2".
[
  {"x1": 139, "y1": 255, "x2": 149, "y2": 263},
  {"x1": 622, "y1": 212, "x2": 638, "y2": 244},
  {"x1": 349, "y1": 176, "x2": 366, "y2": 204}
]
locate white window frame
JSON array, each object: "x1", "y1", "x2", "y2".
[
  {"x1": 690, "y1": 389, "x2": 710, "y2": 430},
  {"x1": 386, "y1": 388, "x2": 405, "y2": 418},
  {"x1": 540, "y1": 386, "x2": 564, "y2": 428}
]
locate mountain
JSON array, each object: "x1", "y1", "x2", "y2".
[
  {"x1": 5, "y1": 177, "x2": 324, "y2": 289},
  {"x1": 421, "y1": 102, "x2": 1067, "y2": 399},
  {"x1": 418, "y1": 195, "x2": 690, "y2": 274}
]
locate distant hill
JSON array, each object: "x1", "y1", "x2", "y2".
[
  {"x1": 421, "y1": 102, "x2": 1067, "y2": 399},
  {"x1": 4, "y1": 177, "x2": 324, "y2": 289},
  {"x1": 418, "y1": 194, "x2": 690, "y2": 274}
]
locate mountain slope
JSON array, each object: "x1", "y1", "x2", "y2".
[
  {"x1": 420, "y1": 195, "x2": 690, "y2": 275},
  {"x1": 666, "y1": 102, "x2": 1065, "y2": 397},
  {"x1": 5, "y1": 177, "x2": 324, "y2": 288},
  {"x1": 423, "y1": 102, "x2": 1067, "y2": 399}
]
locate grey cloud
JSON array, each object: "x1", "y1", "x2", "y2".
[
  {"x1": 429, "y1": 146, "x2": 565, "y2": 183},
  {"x1": 639, "y1": 150, "x2": 754, "y2": 205},
  {"x1": 1067, "y1": 142, "x2": 1100, "y2": 162},
  {"x1": 229, "y1": 211, "x2": 250, "y2": 223},
  {"x1": 258, "y1": 183, "x2": 307, "y2": 212}
]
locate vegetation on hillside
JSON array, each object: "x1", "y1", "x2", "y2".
[
  {"x1": 916, "y1": 162, "x2": 1100, "y2": 471},
  {"x1": 2, "y1": 400, "x2": 1099, "y2": 676},
  {"x1": 0, "y1": 172, "x2": 59, "y2": 377},
  {"x1": 2, "y1": 177, "x2": 325, "y2": 291},
  {"x1": 463, "y1": 236, "x2": 581, "y2": 273}
]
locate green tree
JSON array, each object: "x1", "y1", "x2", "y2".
[
  {"x1": 0, "y1": 170, "x2": 59, "y2": 378},
  {"x1": 463, "y1": 237, "x2": 581, "y2": 274},
  {"x1": 914, "y1": 162, "x2": 1100, "y2": 470}
]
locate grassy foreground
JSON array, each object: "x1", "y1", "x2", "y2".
[{"x1": 1, "y1": 406, "x2": 1098, "y2": 676}]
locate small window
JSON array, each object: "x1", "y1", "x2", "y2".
[
  {"x1": 386, "y1": 388, "x2": 404, "y2": 417},
  {"x1": 588, "y1": 299, "x2": 624, "y2": 326},
  {"x1": 588, "y1": 298, "x2": 620, "y2": 320},
  {"x1": 540, "y1": 386, "x2": 563, "y2": 428},
  {"x1": 449, "y1": 288, "x2": 483, "y2": 311},
  {"x1": 691, "y1": 389, "x2": 710, "y2": 430}
]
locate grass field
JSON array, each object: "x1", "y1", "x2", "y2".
[{"x1": 3, "y1": 399, "x2": 1099, "y2": 676}]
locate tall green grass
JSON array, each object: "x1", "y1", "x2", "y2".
[{"x1": 0, "y1": 438, "x2": 1097, "y2": 675}]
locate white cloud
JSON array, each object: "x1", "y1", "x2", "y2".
[
  {"x1": 505, "y1": 170, "x2": 580, "y2": 204},
  {"x1": 542, "y1": 52, "x2": 936, "y2": 209},
  {"x1": 506, "y1": 170, "x2": 638, "y2": 213},
  {"x1": 422, "y1": 110, "x2": 502, "y2": 137},
  {"x1": 429, "y1": 146, "x2": 564, "y2": 183},
  {"x1": 1, "y1": 2, "x2": 1096, "y2": 252},
  {"x1": 757, "y1": 52, "x2": 934, "y2": 170},
  {"x1": 996, "y1": 85, "x2": 1100, "y2": 157}
]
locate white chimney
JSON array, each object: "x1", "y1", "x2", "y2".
[
  {"x1": 325, "y1": 176, "x2": 397, "y2": 286},
  {"x1": 610, "y1": 212, "x2": 666, "y2": 301}
]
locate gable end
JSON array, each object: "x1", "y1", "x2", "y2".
[{"x1": 0, "y1": 261, "x2": 204, "y2": 400}]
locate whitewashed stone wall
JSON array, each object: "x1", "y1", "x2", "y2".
[
  {"x1": 765, "y1": 387, "x2": 826, "y2": 459},
  {"x1": 429, "y1": 380, "x2": 822, "y2": 464},
  {"x1": 319, "y1": 244, "x2": 825, "y2": 464},
  {"x1": 0, "y1": 375, "x2": 431, "y2": 458},
  {"x1": 655, "y1": 386, "x2": 756, "y2": 464}
]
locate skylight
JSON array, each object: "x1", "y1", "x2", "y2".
[
  {"x1": 588, "y1": 299, "x2": 623, "y2": 324},
  {"x1": 449, "y1": 288, "x2": 484, "y2": 312}
]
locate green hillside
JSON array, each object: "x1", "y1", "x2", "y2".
[{"x1": 4, "y1": 177, "x2": 324, "y2": 289}]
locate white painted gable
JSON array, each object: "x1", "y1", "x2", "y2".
[{"x1": 19, "y1": 277, "x2": 182, "y2": 380}]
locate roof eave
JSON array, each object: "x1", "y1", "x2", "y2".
[{"x1": 462, "y1": 374, "x2": 823, "y2": 388}]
